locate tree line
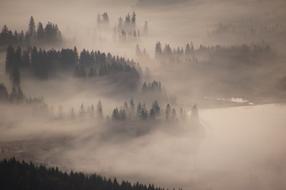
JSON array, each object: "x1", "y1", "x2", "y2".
[
  {"x1": 0, "y1": 158, "x2": 177, "y2": 190},
  {"x1": 142, "y1": 81, "x2": 162, "y2": 93},
  {"x1": 43, "y1": 98, "x2": 187, "y2": 122},
  {"x1": 111, "y1": 99, "x2": 186, "y2": 121},
  {"x1": 0, "y1": 16, "x2": 62, "y2": 48},
  {"x1": 154, "y1": 41, "x2": 272, "y2": 65},
  {"x1": 52, "y1": 101, "x2": 104, "y2": 120},
  {"x1": 5, "y1": 46, "x2": 140, "y2": 80}
]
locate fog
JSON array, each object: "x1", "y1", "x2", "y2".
[
  {"x1": 1, "y1": 104, "x2": 286, "y2": 190},
  {"x1": 68, "y1": 104, "x2": 286, "y2": 190},
  {"x1": 1, "y1": 0, "x2": 286, "y2": 190}
]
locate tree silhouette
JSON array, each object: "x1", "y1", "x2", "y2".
[
  {"x1": 150, "y1": 101, "x2": 160, "y2": 119},
  {"x1": 6, "y1": 46, "x2": 140, "y2": 80},
  {"x1": 28, "y1": 16, "x2": 36, "y2": 36},
  {"x1": 155, "y1": 42, "x2": 162, "y2": 59},
  {"x1": 37, "y1": 22, "x2": 45, "y2": 40},
  {"x1": 0, "y1": 158, "x2": 173, "y2": 190},
  {"x1": 0, "y1": 16, "x2": 63, "y2": 47},
  {"x1": 165, "y1": 104, "x2": 171, "y2": 120},
  {"x1": 97, "y1": 100, "x2": 103, "y2": 118}
]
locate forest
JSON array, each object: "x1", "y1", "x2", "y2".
[
  {"x1": 0, "y1": 158, "x2": 172, "y2": 190},
  {"x1": 1, "y1": 1, "x2": 286, "y2": 190},
  {"x1": 5, "y1": 46, "x2": 140, "y2": 80}
]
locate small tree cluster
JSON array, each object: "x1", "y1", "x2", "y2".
[
  {"x1": 136, "y1": 44, "x2": 150, "y2": 60},
  {"x1": 53, "y1": 101, "x2": 104, "y2": 120},
  {"x1": 139, "y1": 80, "x2": 171, "y2": 104},
  {"x1": 142, "y1": 81, "x2": 162, "y2": 93},
  {"x1": 114, "y1": 12, "x2": 148, "y2": 41},
  {"x1": 97, "y1": 12, "x2": 110, "y2": 26},
  {"x1": 0, "y1": 83, "x2": 48, "y2": 106},
  {"x1": 111, "y1": 99, "x2": 186, "y2": 122},
  {"x1": 155, "y1": 41, "x2": 197, "y2": 64},
  {"x1": 0, "y1": 16, "x2": 62, "y2": 47}
]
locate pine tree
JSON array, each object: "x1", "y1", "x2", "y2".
[
  {"x1": 165, "y1": 104, "x2": 171, "y2": 120},
  {"x1": 73, "y1": 46, "x2": 79, "y2": 65},
  {"x1": 102, "y1": 12, "x2": 109, "y2": 23},
  {"x1": 185, "y1": 43, "x2": 191, "y2": 55},
  {"x1": 28, "y1": 16, "x2": 36, "y2": 37},
  {"x1": 132, "y1": 12, "x2": 136, "y2": 25},
  {"x1": 37, "y1": 22, "x2": 45, "y2": 41},
  {"x1": 150, "y1": 101, "x2": 160, "y2": 119},
  {"x1": 97, "y1": 101, "x2": 103, "y2": 118},
  {"x1": 155, "y1": 42, "x2": 162, "y2": 59}
]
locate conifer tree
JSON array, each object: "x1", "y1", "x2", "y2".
[
  {"x1": 155, "y1": 42, "x2": 162, "y2": 59},
  {"x1": 165, "y1": 104, "x2": 171, "y2": 120},
  {"x1": 37, "y1": 22, "x2": 45, "y2": 40},
  {"x1": 28, "y1": 16, "x2": 36, "y2": 37},
  {"x1": 97, "y1": 100, "x2": 103, "y2": 118}
]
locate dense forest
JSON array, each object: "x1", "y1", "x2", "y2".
[
  {"x1": 0, "y1": 158, "x2": 174, "y2": 190},
  {"x1": 5, "y1": 46, "x2": 140, "y2": 80},
  {"x1": 0, "y1": 16, "x2": 62, "y2": 48}
]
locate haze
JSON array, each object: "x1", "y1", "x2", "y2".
[{"x1": 1, "y1": 0, "x2": 286, "y2": 190}]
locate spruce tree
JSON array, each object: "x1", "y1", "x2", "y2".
[{"x1": 28, "y1": 16, "x2": 36, "y2": 37}]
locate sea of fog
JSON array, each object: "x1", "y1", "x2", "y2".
[
  {"x1": 1, "y1": 104, "x2": 285, "y2": 190},
  {"x1": 63, "y1": 104, "x2": 286, "y2": 190}
]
